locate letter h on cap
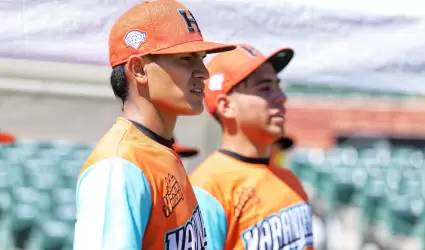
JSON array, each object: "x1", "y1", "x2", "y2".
[
  {"x1": 178, "y1": 9, "x2": 201, "y2": 34},
  {"x1": 239, "y1": 45, "x2": 259, "y2": 57}
]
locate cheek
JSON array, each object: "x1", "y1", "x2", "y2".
[
  {"x1": 148, "y1": 64, "x2": 192, "y2": 99},
  {"x1": 237, "y1": 97, "x2": 269, "y2": 123},
  {"x1": 162, "y1": 63, "x2": 192, "y2": 90}
]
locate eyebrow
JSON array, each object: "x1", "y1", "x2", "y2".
[
  {"x1": 256, "y1": 78, "x2": 281, "y2": 85},
  {"x1": 190, "y1": 52, "x2": 206, "y2": 59}
]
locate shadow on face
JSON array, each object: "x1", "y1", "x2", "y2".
[
  {"x1": 223, "y1": 62, "x2": 287, "y2": 144},
  {"x1": 128, "y1": 52, "x2": 210, "y2": 116}
]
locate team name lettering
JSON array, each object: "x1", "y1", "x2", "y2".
[
  {"x1": 165, "y1": 205, "x2": 207, "y2": 250},
  {"x1": 242, "y1": 203, "x2": 313, "y2": 250}
]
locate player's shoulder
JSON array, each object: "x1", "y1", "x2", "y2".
[{"x1": 84, "y1": 118, "x2": 179, "y2": 170}]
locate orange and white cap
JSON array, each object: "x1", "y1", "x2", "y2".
[
  {"x1": 204, "y1": 44, "x2": 294, "y2": 115},
  {"x1": 108, "y1": 0, "x2": 236, "y2": 67}
]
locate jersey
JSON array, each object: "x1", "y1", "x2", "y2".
[
  {"x1": 73, "y1": 117, "x2": 207, "y2": 250},
  {"x1": 190, "y1": 150, "x2": 314, "y2": 250}
]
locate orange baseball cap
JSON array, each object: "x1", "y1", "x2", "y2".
[
  {"x1": 108, "y1": 0, "x2": 236, "y2": 67},
  {"x1": 172, "y1": 136, "x2": 199, "y2": 158},
  {"x1": 204, "y1": 44, "x2": 294, "y2": 115}
]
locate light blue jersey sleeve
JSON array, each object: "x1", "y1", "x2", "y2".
[
  {"x1": 73, "y1": 157, "x2": 151, "y2": 250},
  {"x1": 193, "y1": 186, "x2": 227, "y2": 250}
]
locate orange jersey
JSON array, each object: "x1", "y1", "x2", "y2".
[
  {"x1": 190, "y1": 150, "x2": 314, "y2": 250},
  {"x1": 74, "y1": 117, "x2": 207, "y2": 250}
]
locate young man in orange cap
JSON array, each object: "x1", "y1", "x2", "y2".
[
  {"x1": 73, "y1": 1, "x2": 235, "y2": 249},
  {"x1": 190, "y1": 44, "x2": 314, "y2": 250}
]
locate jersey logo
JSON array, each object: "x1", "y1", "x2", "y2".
[
  {"x1": 242, "y1": 202, "x2": 313, "y2": 250},
  {"x1": 164, "y1": 205, "x2": 207, "y2": 250},
  {"x1": 163, "y1": 173, "x2": 184, "y2": 217},
  {"x1": 234, "y1": 187, "x2": 261, "y2": 219},
  {"x1": 123, "y1": 30, "x2": 147, "y2": 50},
  {"x1": 177, "y1": 9, "x2": 202, "y2": 34},
  {"x1": 238, "y1": 45, "x2": 260, "y2": 57}
]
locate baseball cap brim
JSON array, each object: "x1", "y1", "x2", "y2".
[
  {"x1": 267, "y1": 48, "x2": 294, "y2": 73},
  {"x1": 227, "y1": 47, "x2": 294, "y2": 92},
  {"x1": 150, "y1": 40, "x2": 236, "y2": 55}
]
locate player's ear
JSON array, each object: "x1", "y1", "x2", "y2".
[
  {"x1": 216, "y1": 94, "x2": 235, "y2": 119},
  {"x1": 126, "y1": 55, "x2": 149, "y2": 85}
]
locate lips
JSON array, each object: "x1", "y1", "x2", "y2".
[
  {"x1": 190, "y1": 84, "x2": 205, "y2": 97},
  {"x1": 190, "y1": 88, "x2": 203, "y2": 94},
  {"x1": 271, "y1": 113, "x2": 285, "y2": 123}
]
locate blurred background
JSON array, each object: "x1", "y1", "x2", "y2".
[{"x1": 0, "y1": 0, "x2": 424, "y2": 249}]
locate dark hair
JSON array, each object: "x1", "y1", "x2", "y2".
[{"x1": 110, "y1": 64, "x2": 128, "y2": 110}]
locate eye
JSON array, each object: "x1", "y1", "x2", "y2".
[
  {"x1": 259, "y1": 86, "x2": 271, "y2": 92},
  {"x1": 180, "y1": 56, "x2": 192, "y2": 61}
]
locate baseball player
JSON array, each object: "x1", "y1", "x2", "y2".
[
  {"x1": 190, "y1": 44, "x2": 314, "y2": 250},
  {"x1": 73, "y1": 1, "x2": 235, "y2": 249}
]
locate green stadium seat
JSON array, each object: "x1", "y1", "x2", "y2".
[
  {"x1": 11, "y1": 203, "x2": 38, "y2": 249},
  {"x1": 315, "y1": 160, "x2": 335, "y2": 202},
  {"x1": 23, "y1": 158, "x2": 58, "y2": 174},
  {"x1": 359, "y1": 179, "x2": 387, "y2": 231},
  {"x1": 37, "y1": 220, "x2": 71, "y2": 250},
  {"x1": 329, "y1": 165, "x2": 357, "y2": 207},
  {"x1": 0, "y1": 148, "x2": 33, "y2": 163},
  {"x1": 8, "y1": 166, "x2": 26, "y2": 186},
  {"x1": 15, "y1": 139, "x2": 50, "y2": 151},
  {"x1": 54, "y1": 204, "x2": 76, "y2": 223},
  {"x1": 52, "y1": 188, "x2": 75, "y2": 206},
  {"x1": 71, "y1": 148, "x2": 92, "y2": 161},
  {"x1": 12, "y1": 187, "x2": 40, "y2": 205},
  {"x1": 0, "y1": 172, "x2": 12, "y2": 219},
  {"x1": 36, "y1": 148, "x2": 73, "y2": 163},
  {"x1": 386, "y1": 195, "x2": 423, "y2": 237},
  {"x1": 53, "y1": 204, "x2": 76, "y2": 248},
  {"x1": 289, "y1": 148, "x2": 310, "y2": 178},
  {"x1": 60, "y1": 159, "x2": 84, "y2": 182}
]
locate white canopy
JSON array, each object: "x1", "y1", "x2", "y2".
[{"x1": 1, "y1": 0, "x2": 424, "y2": 94}]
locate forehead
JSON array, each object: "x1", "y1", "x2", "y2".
[{"x1": 248, "y1": 62, "x2": 277, "y2": 81}]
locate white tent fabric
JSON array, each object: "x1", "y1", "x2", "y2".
[{"x1": 0, "y1": 0, "x2": 424, "y2": 94}]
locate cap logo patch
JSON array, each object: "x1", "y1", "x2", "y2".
[
  {"x1": 209, "y1": 73, "x2": 224, "y2": 91},
  {"x1": 123, "y1": 30, "x2": 147, "y2": 50}
]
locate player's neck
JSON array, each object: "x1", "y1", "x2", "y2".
[
  {"x1": 122, "y1": 101, "x2": 176, "y2": 139},
  {"x1": 220, "y1": 133, "x2": 271, "y2": 158}
]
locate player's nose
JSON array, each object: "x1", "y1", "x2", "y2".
[
  {"x1": 272, "y1": 88, "x2": 287, "y2": 104},
  {"x1": 193, "y1": 61, "x2": 210, "y2": 81}
]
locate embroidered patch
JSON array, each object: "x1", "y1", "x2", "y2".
[{"x1": 123, "y1": 30, "x2": 147, "y2": 50}]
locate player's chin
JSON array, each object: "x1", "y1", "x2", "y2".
[
  {"x1": 178, "y1": 101, "x2": 204, "y2": 116},
  {"x1": 267, "y1": 125, "x2": 285, "y2": 139}
]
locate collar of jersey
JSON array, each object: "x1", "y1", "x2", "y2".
[
  {"x1": 218, "y1": 149, "x2": 270, "y2": 165},
  {"x1": 129, "y1": 120, "x2": 174, "y2": 149}
]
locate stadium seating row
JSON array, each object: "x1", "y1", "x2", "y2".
[{"x1": 1, "y1": 140, "x2": 425, "y2": 249}]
